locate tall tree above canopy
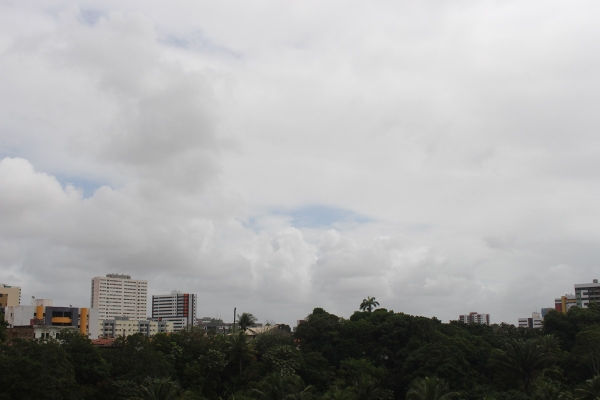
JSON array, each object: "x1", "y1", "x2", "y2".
[
  {"x1": 359, "y1": 297, "x2": 380, "y2": 313},
  {"x1": 237, "y1": 312, "x2": 258, "y2": 332}
]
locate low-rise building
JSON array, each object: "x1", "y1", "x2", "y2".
[
  {"x1": 518, "y1": 312, "x2": 543, "y2": 329},
  {"x1": 196, "y1": 317, "x2": 263, "y2": 334},
  {"x1": 555, "y1": 294, "x2": 577, "y2": 313},
  {"x1": 245, "y1": 324, "x2": 292, "y2": 340},
  {"x1": 98, "y1": 316, "x2": 174, "y2": 338},
  {"x1": 4, "y1": 299, "x2": 99, "y2": 339},
  {"x1": 458, "y1": 312, "x2": 490, "y2": 325},
  {"x1": 197, "y1": 317, "x2": 234, "y2": 334}
]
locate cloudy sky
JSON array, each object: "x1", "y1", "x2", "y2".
[{"x1": 1, "y1": 1, "x2": 600, "y2": 326}]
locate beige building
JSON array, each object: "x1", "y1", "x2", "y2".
[
  {"x1": 91, "y1": 274, "x2": 148, "y2": 320},
  {"x1": 0, "y1": 284, "x2": 21, "y2": 307},
  {"x1": 98, "y1": 316, "x2": 174, "y2": 338}
]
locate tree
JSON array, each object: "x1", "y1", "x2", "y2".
[
  {"x1": 405, "y1": 377, "x2": 460, "y2": 400},
  {"x1": 0, "y1": 339, "x2": 78, "y2": 399},
  {"x1": 227, "y1": 331, "x2": 257, "y2": 377},
  {"x1": 58, "y1": 330, "x2": 110, "y2": 387},
  {"x1": 0, "y1": 311, "x2": 7, "y2": 343},
  {"x1": 491, "y1": 339, "x2": 555, "y2": 396},
  {"x1": 573, "y1": 326, "x2": 600, "y2": 376},
  {"x1": 251, "y1": 373, "x2": 314, "y2": 400},
  {"x1": 237, "y1": 313, "x2": 258, "y2": 332},
  {"x1": 359, "y1": 297, "x2": 380, "y2": 313},
  {"x1": 532, "y1": 379, "x2": 572, "y2": 400},
  {"x1": 575, "y1": 375, "x2": 600, "y2": 400},
  {"x1": 131, "y1": 377, "x2": 181, "y2": 400}
]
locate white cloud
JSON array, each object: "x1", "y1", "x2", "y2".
[{"x1": 2, "y1": 1, "x2": 600, "y2": 326}]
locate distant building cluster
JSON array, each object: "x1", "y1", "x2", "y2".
[
  {"x1": 1, "y1": 273, "x2": 262, "y2": 342},
  {"x1": 456, "y1": 279, "x2": 600, "y2": 329},
  {"x1": 516, "y1": 278, "x2": 600, "y2": 329},
  {"x1": 5, "y1": 275, "x2": 600, "y2": 340}
]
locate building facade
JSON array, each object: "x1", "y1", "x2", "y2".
[
  {"x1": 575, "y1": 279, "x2": 600, "y2": 309},
  {"x1": 541, "y1": 307, "x2": 554, "y2": 318},
  {"x1": 4, "y1": 299, "x2": 99, "y2": 339},
  {"x1": 98, "y1": 316, "x2": 174, "y2": 338},
  {"x1": 458, "y1": 312, "x2": 490, "y2": 325},
  {"x1": 152, "y1": 291, "x2": 197, "y2": 331},
  {"x1": 518, "y1": 312, "x2": 543, "y2": 329},
  {"x1": 555, "y1": 294, "x2": 577, "y2": 313},
  {"x1": 0, "y1": 283, "x2": 21, "y2": 307},
  {"x1": 91, "y1": 274, "x2": 147, "y2": 320}
]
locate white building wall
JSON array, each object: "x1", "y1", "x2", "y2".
[
  {"x1": 91, "y1": 274, "x2": 148, "y2": 320},
  {"x1": 5, "y1": 305, "x2": 36, "y2": 327}
]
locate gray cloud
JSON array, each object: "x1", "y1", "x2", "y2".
[{"x1": 1, "y1": 1, "x2": 600, "y2": 326}]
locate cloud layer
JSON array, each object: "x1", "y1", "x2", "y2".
[{"x1": 2, "y1": 1, "x2": 600, "y2": 325}]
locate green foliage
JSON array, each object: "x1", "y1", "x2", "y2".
[
  {"x1": 130, "y1": 376, "x2": 181, "y2": 400},
  {"x1": 59, "y1": 330, "x2": 110, "y2": 387},
  {"x1": 227, "y1": 330, "x2": 257, "y2": 377},
  {"x1": 0, "y1": 311, "x2": 7, "y2": 343},
  {"x1": 2, "y1": 304, "x2": 600, "y2": 399},
  {"x1": 575, "y1": 375, "x2": 600, "y2": 400},
  {"x1": 491, "y1": 338, "x2": 556, "y2": 395},
  {"x1": 102, "y1": 333, "x2": 174, "y2": 382},
  {"x1": 251, "y1": 373, "x2": 314, "y2": 400},
  {"x1": 0, "y1": 338, "x2": 78, "y2": 400},
  {"x1": 405, "y1": 376, "x2": 460, "y2": 400},
  {"x1": 263, "y1": 345, "x2": 303, "y2": 376},
  {"x1": 573, "y1": 325, "x2": 600, "y2": 376}
]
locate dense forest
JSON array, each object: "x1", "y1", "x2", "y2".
[{"x1": 2, "y1": 301, "x2": 600, "y2": 399}]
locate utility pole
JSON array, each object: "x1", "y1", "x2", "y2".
[{"x1": 233, "y1": 307, "x2": 236, "y2": 333}]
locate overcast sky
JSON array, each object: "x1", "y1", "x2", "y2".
[{"x1": 1, "y1": 1, "x2": 600, "y2": 326}]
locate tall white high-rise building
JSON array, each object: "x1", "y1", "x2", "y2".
[
  {"x1": 91, "y1": 274, "x2": 147, "y2": 320},
  {"x1": 152, "y1": 290, "x2": 197, "y2": 331}
]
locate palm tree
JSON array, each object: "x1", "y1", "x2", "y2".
[
  {"x1": 251, "y1": 373, "x2": 314, "y2": 400},
  {"x1": 227, "y1": 331, "x2": 257, "y2": 377},
  {"x1": 533, "y1": 379, "x2": 568, "y2": 400},
  {"x1": 237, "y1": 312, "x2": 258, "y2": 332},
  {"x1": 359, "y1": 297, "x2": 380, "y2": 313},
  {"x1": 492, "y1": 339, "x2": 555, "y2": 396},
  {"x1": 131, "y1": 377, "x2": 181, "y2": 400},
  {"x1": 406, "y1": 377, "x2": 460, "y2": 400},
  {"x1": 322, "y1": 387, "x2": 358, "y2": 400},
  {"x1": 575, "y1": 375, "x2": 600, "y2": 400}
]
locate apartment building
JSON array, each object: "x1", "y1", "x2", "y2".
[
  {"x1": 575, "y1": 279, "x2": 600, "y2": 309},
  {"x1": 554, "y1": 294, "x2": 577, "y2": 313},
  {"x1": 0, "y1": 283, "x2": 21, "y2": 307},
  {"x1": 152, "y1": 291, "x2": 197, "y2": 331},
  {"x1": 518, "y1": 312, "x2": 543, "y2": 329},
  {"x1": 91, "y1": 274, "x2": 148, "y2": 320},
  {"x1": 458, "y1": 312, "x2": 490, "y2": 325},
  {"x1": 4, "y1": 298, "x2": 99, "y2": 339},
  {"x1": 99, "y1": 316, "x2": 174, "y2": 338}
]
